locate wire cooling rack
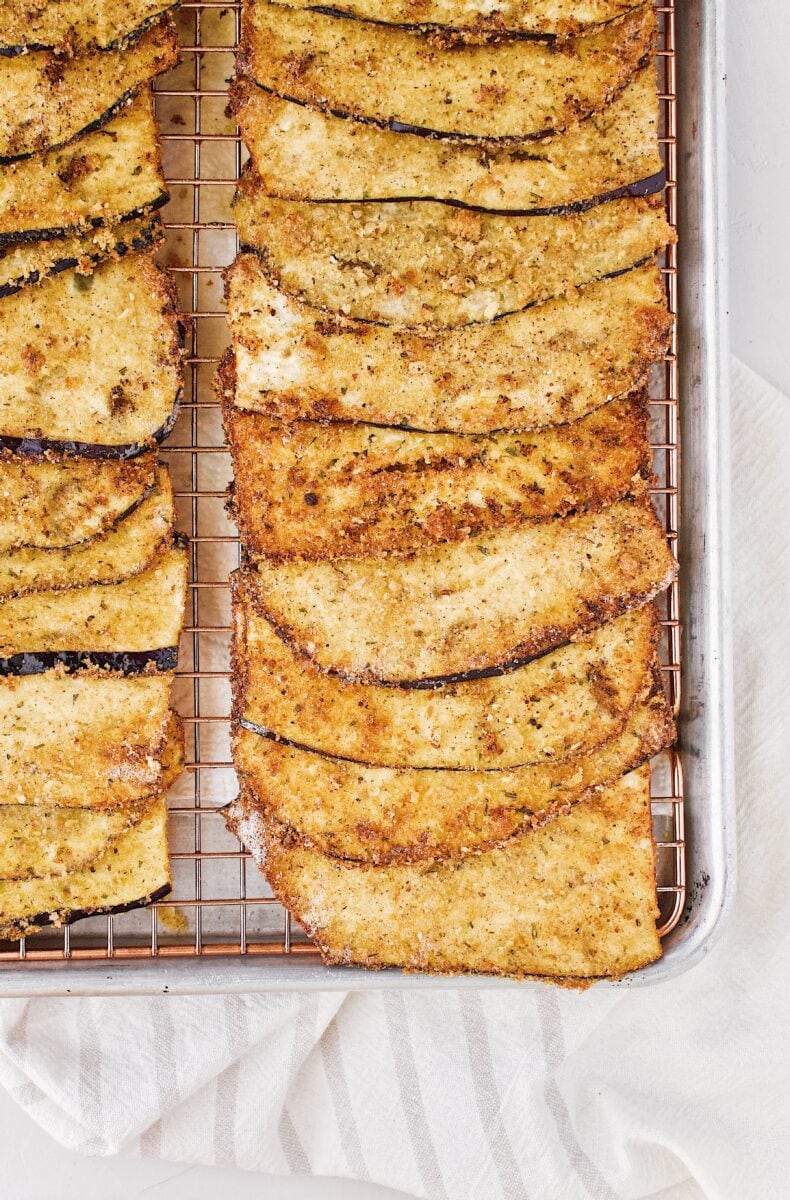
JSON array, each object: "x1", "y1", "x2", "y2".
[{"x1": 0, "y1": 0, "x2": 684, "y2": 968}]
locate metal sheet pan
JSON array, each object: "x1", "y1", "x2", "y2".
[{"x1": 0, "y1": 0, "x2": 734, "y2": 995}]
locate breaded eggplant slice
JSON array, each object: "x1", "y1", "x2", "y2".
[
  {"x1": 0, "y1": 0, "x2": 176, "y2": 54},
  {"x1": 0, "y1": 468, "x2": 173, "y2": 599},
  {"x1": 0, "y1": 542, "x2": 188, "y2": 666},
  {"x1": 234, "y1": 575, "x2": 659, "y2": 768},
  {"x1": 0, "y1": 91, "x2": 167, "y2": 246},
  {"x1": 265, "y1": 0, "x2": 643, "y2": 39},
  {"x1": 0, "y1": 451, "x2": 156, "y2": 551},
  {"x1": 227, "y1": 764, "x2": 662, "y2": 980},
  {"x1": 241, "y1": 4, "x2": 655, "y2": 141},
  {"x1": 248, "y1": 497, "x2": 677, "y2": 681},
  {"x1": 0, "y1": 214, "x2": 160, "y2": 300},
  {"x1": 223, "y1": 382, "x2": 652, "y2": 561},
  {"x1": 226, "y1": 261, "x2": 671, "y2": 433},
  {"x1": 0, "y1": 713, "x2": 183, "y2": 880},
  {"x1": 0, "y1": 254, "x2": 182, "y2": 453},
  {"x1": 0, "y1": 671, "x2": 174, "y2": 807},
  {"x1": 233, "y1": 684, "x2": 673, "y2": 864},
  {"x1": 0, "y1": 800, "x2": 171, "y2": 942},
  {"x1": 230, "y1": 66, "x2": 662, "y2": 210},
  {"x1": 233, "y1": 181, "x2": 673, "y2": 327},
  {"x1": 0, "y1": 18, "x2": 179, "y2": 162}
]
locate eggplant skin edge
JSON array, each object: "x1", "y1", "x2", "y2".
[
  {"x1": 0, "y1": 85, "x2": 150, "y2": 167},
  {"x1": 285, "y1": 169, "x2": 667, "y2": 218},
  {"x1": 0, "y1": 220, "x2": 161, "y2": 300},
  {"x1": 0, "y1": 390, "x2": 181, "y2": 461},
  {"x1": 251, "y1": 67, "x2": 654, "y2": 147},
  {"x1": 263, "y1": 4, "x2": 644, "y2": 42},
  {"x1": 0, "y1": 883, "x2": 172, "y2": 942},
  {"x1": 0, "y1": 6, "x2": 179, "y2": 56},
  {"x1": 0, "y1": 193, "x2": 169, "y2": 250},
  {"x1": 0, "y1": 647, "x2": 179, "y2": 677}
]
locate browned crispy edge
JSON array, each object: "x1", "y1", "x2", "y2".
[
  {"x1": 218, "y1": 353, "x2": 655, "y2": 560},
  {"x1": 234, "y1": 666, "x2": 674, "y2": 864},
  {"x1": 217, "y1": 258, "x2": 673, "y2": 430},
  {"x1": 235, "y1": 6, "x2": 657, "y2": 146},
  {"x1": 224, "y1": 792, "x2": 663, "y2": 983},
  {"x1": 239, "y1": 506, "x2": 678, "y2": 686}
]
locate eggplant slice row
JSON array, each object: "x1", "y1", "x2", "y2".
[
  {"x1": 227, "y1": 765, "x2": 661, "y2": 981},
  {"x1": 247, "y1": 497, "x2": 677, "y2": 682},
  {"x1": 0, "y1": 801, "x2": 171, "y2": 942},
  {"x1": 0, "y1": 214, "x2": 161, "y2": 300},
  {"x1": 226, "y1": 256, "x2": 672, "y2": 431},
  {"x1": 0, "y1": 253, "x2": 183, "y2": 452},
  {"x1": 0, "y1": 0, "x2": 177, "y2": 54},
  {"x1": 0, "y1": 16, "x2": 179, "y2": 162},
  {"x1": 224, "y1": 380, "x2": 653, "y2": 561},
  {"x1": 233, "y1": 683, "x2": 674, "y2": 865},
  {"x1": 0, "y1": 671, "x2": 176, "y2": 808},
  {"x1": 0, "y1": 714, "x2": 183, "y2": 880},
  {"x1": 0, "y1": 451, "x2": 157, "y2": 552},
  {"x1": 235, "y1": 577, "x2": 659, "y2": 769},
  {"x1": 230, "y1": 65, "x2": 662, "y2": 211},
  {"x1": 0, "y1": 541, "x2": 188, "y2": 660},
  {"x1": 233, "y1": 177, "x2": 673, "y2": 327},
  {"x1": 0, "y1": 90, "x2": 167, "y2": 246},
  {"x1": 0, "y1": 467, "x2": 174, "y2": 599},
  {"x1": 263, "y1": 0, "x2": 645, "y2": 39},
  {"x1": 240, "y1": 3, "x2": 656, "y2": 141}
]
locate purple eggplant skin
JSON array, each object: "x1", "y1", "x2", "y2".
[
  {"x1": 276, "y1": 5, "x2": 599, "y2": 42},
  {"x1": 0, "y1": 647, "x2": 179, "y2": 676},
  {"x1": 237, "y1": 717, "x2": 362, "y2": 766},
  {"x1": 299, "y1": 169, "x2": 667, "y2": 218},
  {"x1": 241, "y1": 599, "x2": 563, "y2": 690},
  {"x1": 0, "y1": 87, "x2": 142, "y2": 166},
  {"x1": 0, "y1": 6, "x2": 179, "y2": 55},
  {"x1": 0, "y1": 221, "x2": 161, "y2": 300},
  {"x1": 0, "y1": 193, "x2": 169, "y2": 250},
  {"x1": 261, "y1": 83, "x2": 655, "y2": 147},
  {"x1": 0, "y1": 390, "x2": 181, "y2": 460},
  {"x1": 0, "y1": 885, "x2": 173, "y2": 944}
]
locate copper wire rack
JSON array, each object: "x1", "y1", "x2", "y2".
[{"x1": 0, "y1": 0, "x2": 684, "y2": 970}]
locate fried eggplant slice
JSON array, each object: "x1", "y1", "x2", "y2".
[
  {"x1": 0, "y1": 214, "x2": 160, "y2": 300},
  {"x1": 241, "y1": 4, "x2": 655, "y2": 141},
  {"x1": 265, "y1": 0, "x2": 643, "y2": 39},
  {"x1": 0, "y1": 451, "x2": 156, "y2": 551},
  {"x1": 0, "y1": 18, "x2": 179, "y2": 162},
  {"x1": 0, "y1": 801, "x2": 171, "y2": 942},
  {"x1": 233, "y1": 181, "x2": 673, "y2": 327},
  {"x1": 0, "y1": 467, "x2": 173, "y2": 599},
  {"x1": 0, "y1": 91, "x2": 167, "y2": 246},
  {"x1": 0, "y1": 541, "x2": 188, "y2": 660},
  {"x1": 0, "y1": 0, "x2": 176, "y2": 53},
  {"x1": 235, "y1": 576, "x2": 658, "y2": 768},
  {"x1": 0, "y1": 671, "x2": 174, "y2": 807},
  {"x1": 248, "y1": 497, "x2": 677, "y2": 681},
  {"x1": 0, "y1": 211, "x2": 159, "y2": 297},
  {"x1": 0, "y1": 713, "x2": 183, "y2": 880},
  {"x1": 0, "y1": 254, "x2": 182, "y2": 452},
  {"x1": 227, "y1": 765, "x2": 661, "y2": 979},
  {"x1": 230, "y1": 66, "x2": 662, "y2": 210},
  {"x1": 233, "y1": 685, "x2": 673, "y2": 864},
  {"x1": 227, "y1": 259, "x2": 671, "y2": 432},
  {"x1": 224, "y1": 384, "x2": 651, "y2": 561},
  {"x1": 0, "y1": 803, "x2": 150, "y2": 882}
]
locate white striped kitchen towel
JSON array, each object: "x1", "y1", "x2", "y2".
[{"x1": 0, "y1": 357, "x2": 787, "y2": 1200}]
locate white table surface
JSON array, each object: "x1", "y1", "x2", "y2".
[{"x1": 1, "y1": 1, "x2": 786, "y2": 1196}]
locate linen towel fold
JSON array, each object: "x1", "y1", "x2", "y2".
[{"x1": 0, "y1": 358, "x2": 787, "y2": 1200}]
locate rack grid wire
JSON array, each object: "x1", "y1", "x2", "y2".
[{"x1": 0, "y1": 0, "x2": 685, "y2": 969}]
